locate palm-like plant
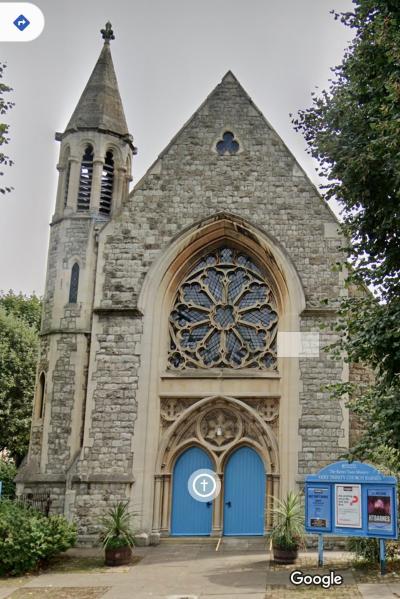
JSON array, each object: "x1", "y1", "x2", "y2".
[
  {"x1": 269, "y1": 491, "x2": 305, "y2": 550},
  {"x1": 99, "y1": 501, "x2": 136, "y2": 549}
]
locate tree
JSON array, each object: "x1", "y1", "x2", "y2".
[
  {"x1": 0, "y1": 292, "x2": 41, "y2": 465},
  {"x1": 0, "y1": 62, "x2": 14, "y2": 195},
  {"x1": 293, "y1": 0, "x2": 400, "y2": 459},
  {"x1": 0, "y1": 290, "x2": 42, "y2": 329}
]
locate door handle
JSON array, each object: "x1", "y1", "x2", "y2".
[
  {"x1": 206, "y1": 501, "x2": 212, "y2": 507},
  {"x1": 225, "y1": 501, "x2": 232, "y2": 508}
]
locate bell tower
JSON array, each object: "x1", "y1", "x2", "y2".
[
  {"x1": 55, "y1": 21, "x2": 135, "y2": 222},
  {"x1": 18, "y1": 24, "x2": 135, "y2": 504}
]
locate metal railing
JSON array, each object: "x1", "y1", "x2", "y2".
[{"x1": 17, "y1": 492, "x2": 52, "y2": 516}]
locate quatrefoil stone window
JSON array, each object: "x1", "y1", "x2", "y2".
[
  {"x1": 168, "y1": 247, "x2": 278, "y2": 370},
  {"x1": 216, "y1": 131, "x2": 239, "y2": 155}
]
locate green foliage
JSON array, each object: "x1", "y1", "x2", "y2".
[
  {"x1": 0, "y1": 62, "x2": 14, "y2": 195},
  {"x1": 98, "y1": 501, "x2": 136, "y2": 550},
  {"x1": 348, "y1": 537, "x2": 399, "y2": 563},
  {"x1": 293, "y1": 1, "x2": 400, "y2": 299},
  {"x1": 348, "y1": 537, "x2": 380, "y2": 562},
  {"x1": 0, "y1": 291, "x2": 42, "y2": 330},
  {"x1": 0, "y1": 459, "x2": 17, "y2": 498},
  {"x1": 0, "y1": 499, "x2": 76, "y2": 576},
  {"x1": 293, "y1": 0, "x2": 400, "y2": 458},
  {"x1": 0, "y1": 292, "x2": 42, "y2": 464},
  {"x1": 269, "y1": 491, "x2": 305, "y2": 550},
  {"x1": 328, "y1": 293, "x2": 400, "y2": 460}
]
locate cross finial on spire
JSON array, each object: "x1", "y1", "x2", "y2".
[{"x1": 101, "y1": 21, "x2": 115, "y2": 44}]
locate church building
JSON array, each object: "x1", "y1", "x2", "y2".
[{"x1": 17, "y1": 23, "x2": 357, "y2": 544}]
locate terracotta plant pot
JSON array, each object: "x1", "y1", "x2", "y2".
[
  {"x1": 105, "y1": 544, "x2": 132, "y2": 566},
  {"x1": 272, "y1": 545, "x2": 298, "y2": 564}
]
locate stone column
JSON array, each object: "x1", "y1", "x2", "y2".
[
  {"x1": 152, "y1": 475, "x2": 163, "y2": 533},
  {"x1": 90, "y1": 159, "x2": 104, "y2": 212},
  {"x1": 65, "y1": 158, "x2": 80, "y2": 213},
  {"x1": 111, "y1": 167, "x2": 126, "y2": 213},
  {"x1": 54, "y1": 164, "x2": 65, "y2": 217},
  {"x1": 212, "y1": 473, "x2": 223, "y2": 537},
  {"x1": 270, "y1": 474, "x2": 280, "y2": 528},
  {"x1": 161, "y1": 474, "x2": 171, "y2": 534},
  {"x1": 266, "y1": 473, "x2": 273, "y2": 531}
]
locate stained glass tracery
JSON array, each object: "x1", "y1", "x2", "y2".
[{"x1": 168, "y1": 247, "x2": 278, "y2": 370}]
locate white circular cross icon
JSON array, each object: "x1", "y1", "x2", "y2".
[{"x1": 188, "y1": 469, "x2": 221, "y2": 503}]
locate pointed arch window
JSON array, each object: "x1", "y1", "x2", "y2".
[
  {"x1": 69, "y1": 262, "x2": 80, "y2": 304},
  {"x1": 38, "y1": 372, "x2": 46, "y2": 419},
  {"x1": 99, "y1": 150, "x2": 114, "y2": 215},
  {"x1": 77, "y1": 145, "x2": 94, "y2": 211},
  {"x1": 168, "y1": 247, "x2": 278, "y2": 370}
]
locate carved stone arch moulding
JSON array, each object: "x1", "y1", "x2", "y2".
[{"x1": 157, "y1": 395, "x2": 279, "y2": 476}]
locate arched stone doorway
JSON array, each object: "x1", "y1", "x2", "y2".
[
  {"x1": 132, "y1": 213, "x2": 305, "y2": 535},
  {"x1": 153, "y1": 395, "x2": 280, "y2": 536}
]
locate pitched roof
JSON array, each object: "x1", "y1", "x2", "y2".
[{"x1": 64, "y1": 40, "x2": 129, "y2": 137}]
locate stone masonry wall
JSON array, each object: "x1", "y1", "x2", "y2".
[
  {"x1": 42, "y1": 217, "x2": 92, "y2": 332},
  {"x1": 77, "y1": 314, "x2": 141, "y2": 477},
  {"x1": 70, "y1": 482, "x2": 131, "y2": 540},
  {"x1": 98, "y1": 75, "x2": 343, "y2": 313},
  {"x1": 27, "y1": 335, "x2": 51, "y2": 463},
  {"x1": 46, "y1": 333, "x2": 83, "y2": 474},
  {"x1": 298, "y1": 315, "x2": 344, "y2": 474}
]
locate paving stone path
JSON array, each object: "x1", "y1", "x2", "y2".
[{"x1": 0, "y1": 544, "x2": 399, "y2": 598}]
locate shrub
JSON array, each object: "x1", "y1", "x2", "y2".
[
  {"x1": 348, "y1": 537, "x2": 380, "y2": 563},
  {"x1": 98, "y1": 501, "x2": 136, "y2": 550},
  {"x1": 0, "y1": 499, "x2": 76, "y2": 576},
  {"x1": 348, "y1": 537, "x2": 399, "y2": 563},
  {"x1": 0, "y1": 459, "x2": 17, "y2": 498},
  {"x1": 269, "y1": 491, "x2": 305, "y2": 550}
]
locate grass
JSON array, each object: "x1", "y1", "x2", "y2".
[
  {"x1": 44, "y1": 553, "x2": 142, "y2": 574},
  {"x1": 0, "y1": 551, "x2": 142, "y2": 585}
]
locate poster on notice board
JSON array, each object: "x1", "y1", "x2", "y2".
[
  {"x1": 367, "y1": 488, "x2": 393, "y2": 533},
  {"x1": 335, "y1": 484, "x2": 362, "y2": 528}
]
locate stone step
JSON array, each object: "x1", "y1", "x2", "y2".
[
  {"x1": 219, "y1": 536, "x2": 268, "y2": 551},
  {"x1": 160, "y1": 537, "x2": 217, "y2": 545},
  {"x1": 160, "y1": 536, "x2": 269, "y2": 551}
]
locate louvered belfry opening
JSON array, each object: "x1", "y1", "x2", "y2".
[
  {"x1": 99, "y1": 150, "x2": 114, "y2": 215},
  {"x1": 77, "y1": 145, "x2": 94, "y2": 211}
]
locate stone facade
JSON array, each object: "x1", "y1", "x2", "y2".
[{"x1": 17, "y1": 29, "x2": 365, "y2": 543}]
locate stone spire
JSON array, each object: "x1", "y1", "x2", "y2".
[{"x1": 64, "y1": 22, "x2": 130, "y2": 139}]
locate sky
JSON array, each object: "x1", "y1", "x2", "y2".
[{"x1": 1, "y1": 0, "x2": 354, "y2": 296}]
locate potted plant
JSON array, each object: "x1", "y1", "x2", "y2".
[
  {"x1": 269, "y1": 491, "x2": 304, "y2": 564},
  {"x1": 99, "y1": 501, "x2": 136, "y2": 566}
]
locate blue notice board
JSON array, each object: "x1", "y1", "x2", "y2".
[{"x1": 305, "y1": 461, "x2": 398, "y2": 539}]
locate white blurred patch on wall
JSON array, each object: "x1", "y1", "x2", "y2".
[{"x1": 277, "y1": 332, "x2": 320, "y2": 358}]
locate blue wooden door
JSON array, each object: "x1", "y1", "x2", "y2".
[
  {"x1": 171, "y1": 446, "x2": 213, "y2": 536},
  {"x1": 223, "y1": 446, "x2": 266, "y2": 536}
]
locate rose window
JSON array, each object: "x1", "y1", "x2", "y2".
[{"x1": 168, "y1": 247, "x2": 278, "y2": 370}]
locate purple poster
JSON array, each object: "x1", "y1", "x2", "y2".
[{"x1": 367, "y1": 488, "x2": 392, "y2": 533}]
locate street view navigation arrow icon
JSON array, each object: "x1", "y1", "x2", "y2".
[
  {"x1": 13, "y1": 14, "x2": 30, "y2": 31},
  {"x1": 0, "y1": 4, "x2": 44, "y2": 41}
]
